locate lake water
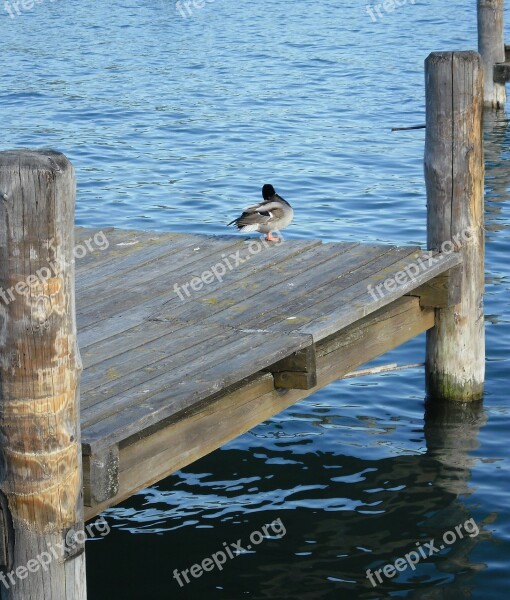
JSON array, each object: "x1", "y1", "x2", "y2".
[{"x1": 2, "y1": 0, "x2": 509, "y2": 598}]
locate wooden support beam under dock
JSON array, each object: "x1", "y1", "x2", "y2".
[{"x1": 73, "y1": 226, "x2": 461, "y2": 518}]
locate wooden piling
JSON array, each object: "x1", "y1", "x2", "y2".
[
  {"x1": 477, "y1": 0, "x2": 507, "y2": 107},
  {"x1": 424, "y1": 52, "x2": 485, "y2": 401},
  {"x1": 0, "y1": 150, "x2": 86, "y2": 598}
]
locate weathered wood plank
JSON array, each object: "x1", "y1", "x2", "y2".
[
  {"x1": 82, "y1": 328, "x2": 311, "y2": 430},
  {"x1": 405, "y1": 264, "x2": 462, "y2": 308},
  {"x1": 81, "y1": 320, "x2": 184, "y2": 373},
  {"x1": 76, "y1": 234, "x2": 241, "y2": 296},
  {"x1": 81, "y1": 324, "x2": 239, "y2": 414},
  {"x1": 167, "y1": 244, "x2": 391, "y2": 328},
  {"x1": 246, "y1": 246, "x2": 416, "y2": 331},
  {"x1": 76, "y1": 232, "x2": 197, "y2": 284},
  {"x1": 81, "y1": 238, "x2": 323, "y2": 317},
  {"x1": 81, "y1": 322, "x2": 229, "y2": 403},
  {"x1": 81, "y1": 330, "x2": 312, "y2": 453},
  {"x1": 74, "y1": 227, "x2": 174, "y2": 273},
  {"x1": 83, "y1": 296, "x2": 433, "y2": 518},
  {"x1": 77, "y1": 240, "x2": 322, "y2": 334},
  {"x1": 76, "y1": 234, "x2": 243, "y2": 300},
  {"x1": 152, "y1": 241, "x2": 358, "y2": 325},
  {"x1": 76, "y1": 239, "x2": 324, "y2": 348},
  {"x1": 283, "y1": 250, "x2": 461, "y2": 341}
]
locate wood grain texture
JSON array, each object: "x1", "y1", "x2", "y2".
[
  {"x1": 405, "y1": 265, "x2": 462, "y2": 308},
  {"x1": 151, "y1": 241, "x2": 349, "y2": 326},
  {"x1": 81, "y1": 329, "x2": 313, "y2": 453},
  {"x1": 493, "y1": 61, "x2": 510, "y2": 84},
  {"x1": 82, "y1": 446, "x2": 119, "y2": 506},
  {"x1": 0, "y1": 150, "x2": 86, "y2": 599},
  {"x1": 424, "y1": 52, "x2": 485, "y2": 401}
]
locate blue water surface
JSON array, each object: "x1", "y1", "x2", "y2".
[{"x1": 2, "y1": 0, "x2": 509, "y2": 598}]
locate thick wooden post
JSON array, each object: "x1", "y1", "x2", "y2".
[
  {"x1": 478, "y1": 0, "x2": 506, "y2": 107},
  {"x1": 424, "y1": 52, "x2": 485, "y2": 402},
  {"x1": 0, "y1": 150, "x2": 86, "y2": 598}
]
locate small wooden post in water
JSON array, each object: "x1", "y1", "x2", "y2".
[
  {"x1": 0, "y1": 150, "x2": 86, "y2": 599},
  {"x1": 424, "y1": 52, "x2": 485, "y2": 402},
  {"x1": 477, "y1": 0, "x2": 506, "y2": 107}
]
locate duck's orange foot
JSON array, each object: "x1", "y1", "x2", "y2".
[{"x1": 265, "y1": 232, "x2": 280, "y2": 242}]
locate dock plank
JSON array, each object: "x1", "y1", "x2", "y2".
[
  {"x1": 76, "y1": 240, "x2": 319, "y2": 329},
  {"x1": 293, "y1": 250, "x2": 462, "y2": 340},
  {"x1": 202, "y1": 245, "x2": 395, "y2": 328},
  {"x1": 239, "y1": 246, "x2": 416, "y2": 331},
  {"x1": 81, "y1": 323, "x2": 239, "y2": 414},
  {"x1": 81, "y1": 329, "x2": 312, "y2": 452},
  {"x1": 81, "y1": 321, "x2": 211, "y2": 392},
  {"x1": 152, "y1": 243, "x2": 379, "y2": 326},
  {"x1": 75, "y1": 227, "x2": 177, "y2": 273},
  {"x1": 76, "y1": 234, "x2": 242, "y2": 301},
  {"x1": 78, "y1": 237, "x2": 321, "y2": 311}
]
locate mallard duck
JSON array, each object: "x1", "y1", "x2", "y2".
[{"x1": 228, "y1": 184, "x2": 294, "y2": 241}]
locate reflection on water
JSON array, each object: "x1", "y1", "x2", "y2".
[
  {"x1": 424, "y1": 399, "x2": 487, "y2": 496},
  {"x1": 484, "y1": 109, "x2": 510, "y2": 232}
]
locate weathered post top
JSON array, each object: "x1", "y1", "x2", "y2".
[
  {"x1": 477, "y1": 0, "x2": 506, "y2": 107},
  {"x1": 424, "y1": 52, "x2": 485, "y2": 402},
  {"x1": 0, "y1": 149, "x2": 86, "y2": 599}
]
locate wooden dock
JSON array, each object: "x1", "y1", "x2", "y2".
[{"x1": 76, "y1": 226, "x2": 461, "y2": 519}]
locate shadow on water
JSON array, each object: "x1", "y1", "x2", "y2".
[{"x1": 86, "y1": 398, "x2": 494, "y2": 599}]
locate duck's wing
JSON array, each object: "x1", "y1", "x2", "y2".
[
  {"x1": 227, "y1": 201, "x2": 273, "y2": 227},
  {"x1": 230, "y1": 209, "x2": 273, "y2": 228},
  {"x1": 242, "y1": 201, "x2": 269, "y2": 213},
  {"x1": 252, "y1": 201, "x2": 289, "y2": 220}
]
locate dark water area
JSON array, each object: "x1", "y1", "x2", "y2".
[{"x1": 2, "y1": 0, "x2": 509, "y2": 598}]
